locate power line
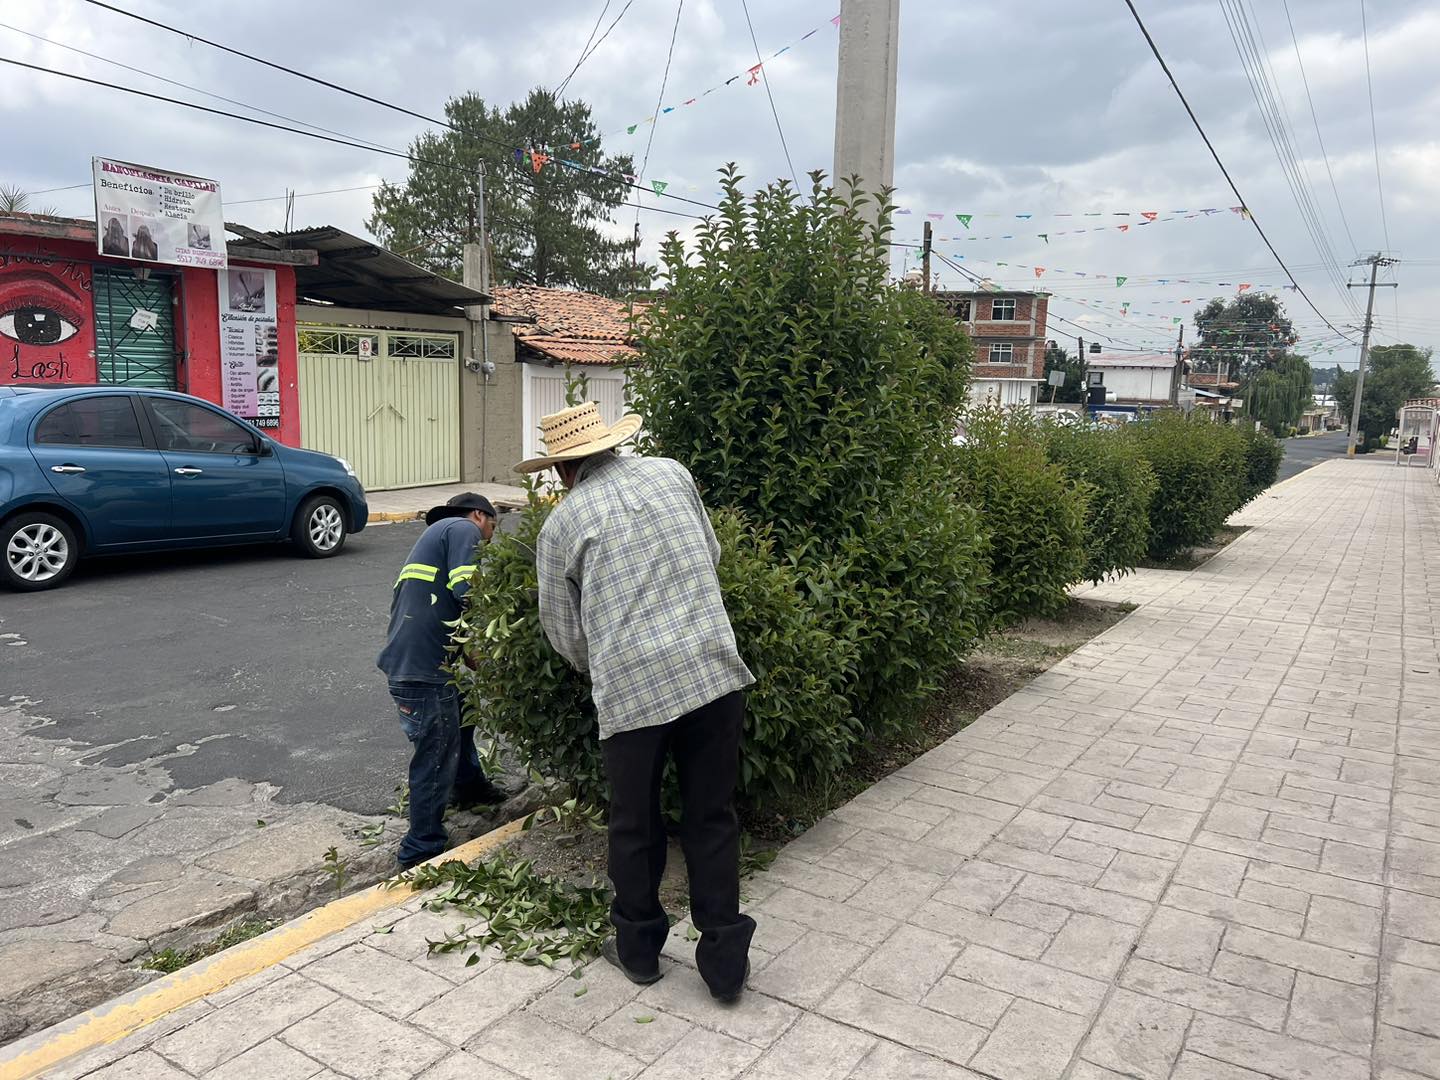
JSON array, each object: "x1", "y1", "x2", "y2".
[
  {"x1": 638, "y1": 0, "x2": 685, "y2": 183},
  {"x1": 78, "y1": 0, "x2": 720, "y2": 214},
  {"x1": 740, "y1": 0, "x2": 798, "y2": 190},
  {"x1": 555, "y1": 0, "x2": 613, "y2": 99},
  {"x1": 1359, "y1": 0, "x2": 1391, "y2": 251},
  {"x1": 1280, "y1": 0, "x2": 1359, "y2": 254},
  {"x1": 557, "y1": 0, "x2": 636, "y2": 99},
  {"x1": 1119, "y1": 0, "x2": 1356, "y2": 344}
]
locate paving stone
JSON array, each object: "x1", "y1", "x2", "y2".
[
  {"x1": 1169, "y1": 1050, "x2": 1279, "y2": 1080},
  {"x1": 1013, "y1": 875, "x2": 1153, "y2": 926},
  {"x1": 1121, "y1": 957, "x2": 1288, "y2": 1030},
  {"x1": 1225, "y1": 924, "x2": 1377, "y2": 985},
  {"x1": 1210, "y1": 949, "x2": 1297, "y2": 998},
  {"x1": 1288, "y1": 971, "x2": 1375, "y2": 1056},
  {"x1": 749, "y1": 930, "x2": 868, "y2": 1009},
  {"x1": 818, "y1": 981, "x2": 986, "y2": 1065},
  {"x1": 1247, "y1": 862, "x2": 1385, "y2": 908},
  {"x1": 1375, "y1": 1024, "x2": 1440, "y2": 1078},
  {"x1": 928, "y1": 861, "x2": 1023, "y2": 914},
  {"x1": 908, "y1": 899, "x2": 1052, "y2": 960},
  {"x1": 1161, "y1": 882, "x2": 1306, "y2": 936},
  {"x1": 1184, "y1": 1013, "x2": 1368, "y2": 1080},
  {"x1": 1237, "y1": 878, "x2": 1311, "y2": 914},
  {"x1": 979, "y1": 842, "x2": 1105, "y2": 885},
  {"x1": 1172, "y1": 846, "x2": 1248, "y2": 897},
  {"x1": 969, "y1": 998, "x2": 1087, "y2": 1080},
  {"x1": 852, "y1": 1040, "x2": 986, "y2": 1079},
  {"x1": 925, "y1": 814, "x2": 1008, "y2": 856},
  {"x1": 301, "y1": 943, "x2": 453, "y2": 1019},
  {"x1": 415, "y1": 1052, "x2": 526, "y2": 1080},
  {"x1": 283, "y1": 998, "x2": 452, "y2": 1080},
  {"x1": 524, "y1": 957, "x2": 641, "y2": 1033},
  {"x1": 104, "y1": 869, "x2": 255, "y2": 940},
  {"x1": 154, "y1": 972, "x2": 337, "y2": 1074},
  {"x1": 1067, "y1": 820, "x2": 1186, "y2": 862},
  {"x1": 635, "y1": 1026, "x2": 762, "y2": 1080},
  {"x1": 950, "y1": 945, "x2": 1107, "y2": 1015},
  {"x1": 1321, "y1": 839, "x2": 1386, "y2": 881},
  {"x1": 634, "y1": 970, "x2": 800, "y2": 1048},
  {"x1": 588, "y1": 1006, "x2": 690, "y2": 1063},
  {"x1": 1081, "y1": 987, "x2": 1190, "y2": 1080},
  {"x1": 1387, "y1": 933, "x2": 1440, "y2": 972},
  {"x1": 741, "y1": 1014, "x2": 875, "y2": 1080},
  {"x1": 1050, "y1": 836, "x2": 1119, "y2": 868},
  {"x1": 845, "y1": 865, "x2": 944, "y2": 918},
  {"x1": 1096, "y1": 851, "x2": 1174, "y2": 900},
  {"x1": 196, "y1": 821, "x2": 346, "y2": 883},
  {"x1": 203, "y1": 1037, "x2": 328, "y2": 1080},
  {"x1": 465, "y1": 1012, "x2": 644, "y2": 1080},
  {"x1": 1042, "y1": 914, "x2": 1138, "y2": 979},
  {"x1": 77, "y1": 1051, "x2": 192, "y2": 1079},
  {"x1": 752, "y1": 888, "x2": 898, "y2": 948},
  {"x1": 1304, "y1": 894, "x2": 1383, "y2": 955},
  {"x1": 993, "y1": 809, "x2": 1072, "y2": 853},
  {"x1": 1389, "y1": 889, "x2": 1440, "y2": 944},
  {"x1": 1136, "y1": 907, "x2": 1224, "y2": 973},
  {"x1": 1381, "y1": 962, "x2": 1440, "y2": 1038},
  {"x1": 851, "y1": 924, "x2": 959, "y2": 1003},
  {"x1": 922, "y1": 976, "x2": 1014, "y2": 1027},
  {"x1": 408, "y1": 957, "x2": 563, "y2": 1045}
]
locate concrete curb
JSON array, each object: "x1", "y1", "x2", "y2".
[
  {"x1": 366, "y1": 510, "x2": 424, "y2": 524},
  {"x1": 0, "y1": 818, "x2": 527, "y2": 1080}
]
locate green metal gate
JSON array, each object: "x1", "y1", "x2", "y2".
[{"x1": 93, "y1": 268, "x2": 178, "y2": 389}]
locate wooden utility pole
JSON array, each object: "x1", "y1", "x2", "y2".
[
  {"x1": 1345, "y1": 254, "x2": 1399, "y2": 457},
  {"x1": 921, "y1": 220, "x2": 932, "y2": 293},
  {"x1": 833, "y1": 0, "x2": 900, "y2": 225}
]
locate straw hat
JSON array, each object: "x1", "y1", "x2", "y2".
[{"x1": 514, "y1": 402, "x2": 643, "y2": 474}]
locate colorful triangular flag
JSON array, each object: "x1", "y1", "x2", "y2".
[
  {"x1": 1016, "y1": 213, "x2": 1032, "y2": 219},
  {"x1": 1116, "y1": 276, "x2": 1127, "y2": 287},
  {"x1": 956, "y1": 214, "x2": 972, "y2": 228},
  {"x1": 1034, "y1": 267, "x2": 1045, "y2": 277},
  {"x1": 831, "y1": 14, "x2": 841, "y2": 25},
  {"x1": 747, "y1": 64, "x2": 763, "y2": 86},
  {"x1": 651, "y1": 180, "x2": 668, "y2": 195},
  {"x1": 626, "y1": 124, "x2": 638, "y2": 134},
  {"x1": 1118, "y1": 224, "x2": 1129, "y2": 232},
  {"x1": 1141, "y1": 211, "x2": 1158, "y2": 221},
  {"x1": 1237, "y1": 283, "x2": 1252, "y2": 292},
  {"x1": 1038, "y1": 233, "x2": 1048, "y2": 243},
  {"x1": 530, "y1": 151, "x2": 550, "y2": 174}
]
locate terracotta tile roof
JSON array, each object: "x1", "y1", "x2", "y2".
[{"x1": 490, "y1": 285, "x2": 643, "y2": 365}]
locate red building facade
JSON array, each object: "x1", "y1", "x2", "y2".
[
  {"x1": 0, "y1": 213, "x2": 310, "y2": 447},
  {"x1": 933, "y1": 289, "x2": 1050, "y2": 406}
]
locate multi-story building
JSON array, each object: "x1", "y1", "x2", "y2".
[{"x1": 932, "y1": 290, "x2": 1049, "y2": 406}]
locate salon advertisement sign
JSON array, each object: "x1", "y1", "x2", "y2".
[
  {"x1": 92, "y1": 157, "x2": 227, "y2": 270},
  {"x1": 220, "y1": 267, "x2": 281, "y2": 429}
]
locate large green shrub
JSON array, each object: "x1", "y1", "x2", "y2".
[
  {"x1": 1237, "y1": 426, "x2": 1283, "y2": 508},
  {"x1": 953, "y1": 405, "x2": 1090, "y2": 625},
  {"x1": 1131, "y1": 414, "x2": 1246, "y2": 559},
  {"x1": 453, "y1": 495, "x2": 862, "y2": 809},
  {"x1": 1043, "y1": 421, "x2": 1158, "y2": 584},
  {"x1": 627, "y1": 168, "x2": 989, "y2": 736}
]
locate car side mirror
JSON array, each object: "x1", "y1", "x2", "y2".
[{"x1": 256, "y1": 440, "x2": 274, "y2": 457}]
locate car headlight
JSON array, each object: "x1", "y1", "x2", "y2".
[{"x1": 335, "y1": 456, "x2": 356, "y2": 478}]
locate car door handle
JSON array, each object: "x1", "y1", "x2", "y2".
[
  {"x1": 174, "y1": 467, "x2": 204, "y2": 477},
  {"x1": 50, "y1": 464, "x2": 86, "y2": 474}
]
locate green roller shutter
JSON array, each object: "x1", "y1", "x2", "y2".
[{"x1": 94, "y1": 268, "x2": 178, "y2": 389}]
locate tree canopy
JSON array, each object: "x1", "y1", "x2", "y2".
[
  {"x1": 1192, "y1": 293, "x2": 1297, "y2": 378},
  {"x1": 1043, "y1": 341, "x2": 1086, "y2": 403},
  {"x1": 1245, "y1": 353, "x2": 1312, "y2": 435},
  {"x1": 367, "y1": 89, "x2": 646, "y2": 294},
  {"x1": 1333, "y1": 344, "x2": 1436, "y2": 444}
]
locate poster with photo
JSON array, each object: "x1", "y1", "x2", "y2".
[
  {"x1": 220, "y1": 267, "x2": 280, "y2": 429},
  {"x1": 92, "y1": 157, "x2": 227, "y2": 269}
]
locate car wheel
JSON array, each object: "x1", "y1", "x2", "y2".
[
  {"x1": 292, "y1": 495, "x2": 347, "y2": 558},
  {"x1": 2, "y1": 511, "x2": 80, "y2": 591}
]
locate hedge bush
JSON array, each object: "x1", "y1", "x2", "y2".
[
  {"x1": 627, "y1": 167, "x2": 989, "y2": 737},
  {"x1": 954, "y1": 405, "x2": 1090, "y2": 625},
  {"x1": 1131, "y1": 413, "x2": 1247, "y2": 559},
  {"x1": 1043, "y1": 421, "x2": 1159, "y2": 584},
  {"x1": 453, "y1": 495, "x2": 862, "y2": 810},
  {"x1": 1237, "y1": 426, "x2": 1283, "y2": 508}
]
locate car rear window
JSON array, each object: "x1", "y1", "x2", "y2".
[{"x1": 34, "y1": 396, "x2": 145, "y2": 448}]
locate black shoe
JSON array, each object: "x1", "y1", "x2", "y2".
[
  {"x1": 601, "y1": 936, "x2": 663, "y2": 986},
  {"x1": 710, "y1": 961, "x2": 750, "y2": 1005},
  {"x1": 450, "y1": 779, "x2": 508, "y2": 809},
  {"x1": 396, "y1": 851, "x2": 438, "y2": 873}
]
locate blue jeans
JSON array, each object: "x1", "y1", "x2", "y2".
[{"x1": 389, "y1": 680, "x2": 483, "y2": 866}]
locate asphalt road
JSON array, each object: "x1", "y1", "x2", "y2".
[
  {"x1": 0, "y1": 522, "x2": 427, "y2": 814},
  {"x1": 1277, "y1": 430, "x2": 1349, "y2": 482}
]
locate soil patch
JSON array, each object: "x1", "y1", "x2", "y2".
[{"x1": 1140, "y1": 524, "x2": 1250, "y2": 571}]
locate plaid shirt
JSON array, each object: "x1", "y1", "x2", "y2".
[{"x1": 536, "y1": 453, "x2": 753, "y2": 739}]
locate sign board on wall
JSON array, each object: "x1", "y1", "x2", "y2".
[
  {"x1": 92, "y1": 157, "x2": 227, "y2": 269},
  {"x1": 220, "y1": 267, "x2": 281, "y2": 429},
  {"x1": 0, "y1": 250, "x2": 97, "y2": 385}
]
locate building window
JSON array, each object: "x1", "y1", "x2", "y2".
[
  {"x1": 990, "y1": 297, "x2": 1017, "y2": 320},
  {"x1": 988, "y1": 342, "x2": 1015, "y2": 364}
]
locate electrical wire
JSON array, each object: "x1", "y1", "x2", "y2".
[
  {"x1": 1359, "y1": 0, "x2": 1391, "y2": 251},
  {"x1": 557, "y1": 0, "x2": 636, "y2": 99},
  {"x1": 740, "y1": 0, "x2": 798, "y2": 190},
  {"x1": 555, "y1": 0, "x2": 613, "y2": 99},
  {"x1": 78, "y1": 0, "x2": 720, "y2": 214},
  {"x1": 638, "y1": 0, "x2": 685, "y2": 184},
  {"x1": 1120, "y1": 0, "x2": 1356, "y2": 344},
  {"x1": 1280, "y1": 0, "x2": 1358, "y2": 255}
]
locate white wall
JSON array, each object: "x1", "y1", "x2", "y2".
[
  {"x1": 520, "y1": 362, "x2": 629, "y2": 464},
  {"x1": 1095, "y1": 366, "x2": 1172, "y2": 403},
  {"x1": 969, "y1": 379, "x2": 1040, "y2": 407}
]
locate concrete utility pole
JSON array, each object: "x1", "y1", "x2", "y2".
[
  {"x1": 464, "y1": 163, "x2": 492, "y2": 472},
  {"x1": 1345, "y1": 254, "x2": 1399, "y2": 458},
  {"x1": 1171, "y1": 323, "x2": 1184, "y2": 406},
  {"x1": 921, "y1": 220, "x2": 932, "y2": 293},
  {"x1": 833, "y1": 0, "x2": 899, "y2": 222}
]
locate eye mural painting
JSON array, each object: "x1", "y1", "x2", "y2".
[{"x1": 0, "y1": 250, "x2": 97, "y2": 385}]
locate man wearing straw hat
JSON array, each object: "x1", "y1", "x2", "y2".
[{"x1": 517, "y1": 402, "x2": 756, "y2": 1004}]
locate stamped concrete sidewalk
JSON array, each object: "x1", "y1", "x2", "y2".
[{"x1": 8, "y1": 456, "x2": 1439, "y2": 1080}]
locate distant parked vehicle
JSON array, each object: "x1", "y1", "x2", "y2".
[{"x1": 0, "y1": 386, "x2": 368, "y2": 590}]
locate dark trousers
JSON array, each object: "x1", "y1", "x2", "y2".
[
  {"x1": 389, "y1": 680, "x2": 484, "y2": 866},
  {"x1": 601, "y1": 691, "x2": 755, "y2": 996}
]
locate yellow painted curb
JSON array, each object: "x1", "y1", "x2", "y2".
[
  {"x1": 367, "y1": 510, "x2": 423, "y2": 523},
  {"x1": 0, "y1": 818, "x2": 526, "y2": 1080}
]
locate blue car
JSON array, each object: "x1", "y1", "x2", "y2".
[{"x1": 0, "y1": 386, "x2": 368, "y2": 591}]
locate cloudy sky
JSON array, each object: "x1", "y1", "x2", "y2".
[{"x1": 3, "y1": 0, "x2": 1435, "y2": 363}]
